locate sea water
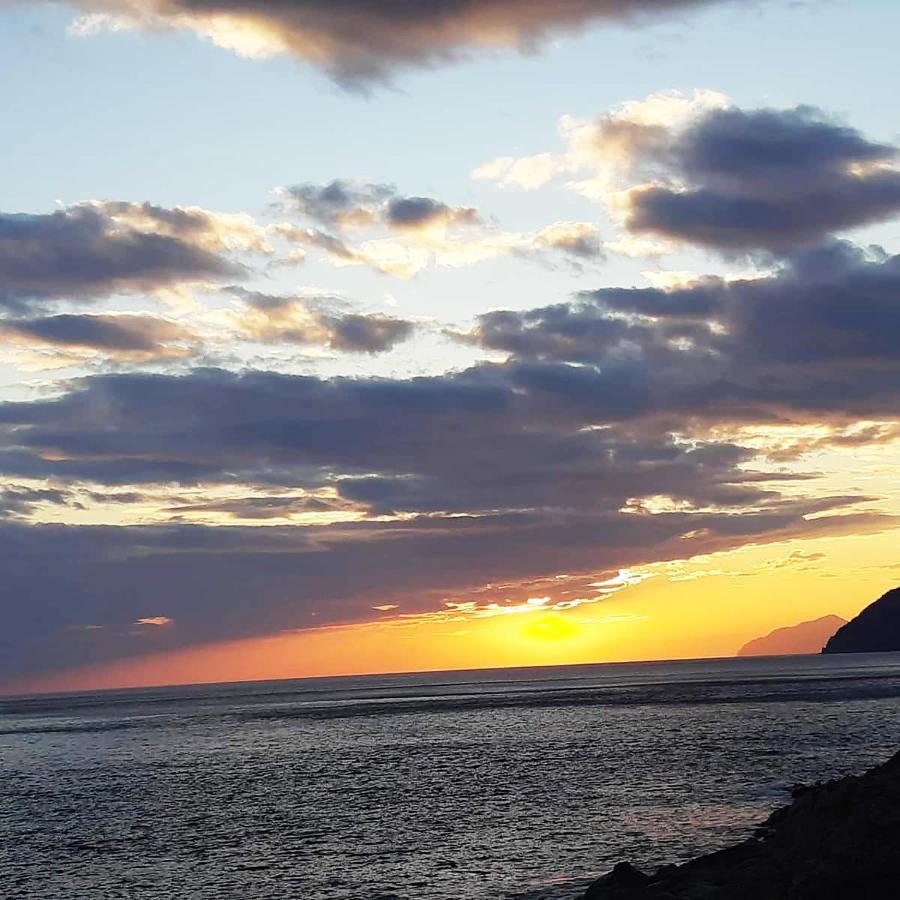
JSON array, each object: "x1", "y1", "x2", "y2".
[{"x1": 3, "y1": 653, "x2": 900, "y2": 899}]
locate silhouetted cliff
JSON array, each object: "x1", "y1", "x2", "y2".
[
  {"x1": 822, "y1": 587, "x2": 900, "y2": 654},
  {"x1": 737, "y1": 614, "x2": 845, "y2": 657}
]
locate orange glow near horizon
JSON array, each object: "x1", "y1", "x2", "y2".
[{"x1": 8, "y1": 527, "x2": 898, "y2": 697}]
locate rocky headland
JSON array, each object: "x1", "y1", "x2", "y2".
[
  {"x1": 580, "y1": 748, "x2": 900, "y2": 900},
  {"x1": 823, "y1": 586, "x2": 900, "y2": 654}
]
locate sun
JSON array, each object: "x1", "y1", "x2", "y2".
[{"x1": 520, "y1": 613, "x2": 581, "y2": 643}]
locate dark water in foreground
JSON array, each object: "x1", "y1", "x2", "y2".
[{"x1": 3, "y1": 654, "x2": 900, "y2": 900}]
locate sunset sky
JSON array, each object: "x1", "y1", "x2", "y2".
[{"x1": 1, "y1": 0, "x2": 899, "y2": 694}]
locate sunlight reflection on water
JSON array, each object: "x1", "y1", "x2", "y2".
[{"x1": 2, "y1": 654, "x2": 900, "y2": 899}]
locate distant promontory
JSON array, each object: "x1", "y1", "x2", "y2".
[
  {"x1": 737, "y1": 615, "x2": 846, "y2": 657},
  {"x1": 822, "y1": 586, "x2": 900, "y2": 654}
]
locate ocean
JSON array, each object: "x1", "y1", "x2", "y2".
[{"x1": 3, "y1": 653, "x2": 900, "y2": 900}]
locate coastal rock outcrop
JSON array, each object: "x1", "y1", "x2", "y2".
[
  {"x1": 822, "y1": 586, "x2": 900, "y2": 654},
  {"x1": 580, "y1": 748, "x2": 900, "y2": 900},
  {"x1": 736, "y1": 614, "x2": 846, "y2": 657}
]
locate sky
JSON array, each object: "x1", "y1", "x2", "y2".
[{"x1": 1, "y1": 0, "x2": 899, "y2": 695}]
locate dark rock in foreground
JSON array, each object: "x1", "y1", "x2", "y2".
[
  {"x1": 822, "y1": 586, "x2": 900, "y2": 654},
  {"x1": 581, "y1": 749, "x2": 900, "y2": 899}
]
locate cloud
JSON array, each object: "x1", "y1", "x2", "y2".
[
  {"x1": 275, "y1": 183, "x2": 492, "y2": 276},
  {"x1": 474, "y1": 89, "x2": 729, "y2": 192},
  {"x1": 2, "y1": 242, "x2": 899, "y2": 501},
  {"x1": 466, "y1": 241, "x2": 900, "y2": 423},
  {"x1": 0, "y1": 485, "x2": 72, "y2": 519},
  {"x1": 0, "y1": 201, "x2": 265, "y2": 311},
  {"x1": 276, "y1": 183, "x2": 602, "y2": 277},
  {"x1": 135, "y1": 616, "x2": 173, "y2": 627},
  {"x1": 230, "y1": 288, "x2": 416, "y2": 353},
  {"x1": 768, "y1": 550, "x2": 826, "y2": 570},
  {"x1": 327, "y1": 312, "x2": 416, "y2": 353},
  {"x1": 531, "y1": 222, "x2": 604, "y2": 260},
  {"x1": 475, "y1": 93, "x2": 900, "y2": 252},
  {"x1": 281, "y1": 181, "x2": 396, "y2": 229},
  {"x1": 0, "y1": 314, "x2": 197, "y2": 361},
  {"x1": 385, "y1": 197, "x2": 480, "y2": 232},
  {"x1": 281, "y1": 181, "x2": 480, "y2": 236},
  {"x1": 165, "y1": 492, "x2": 357, "y2": 521},
  {"x1": 473, "y1": 152, "x2": 563, "y2": 191},
  {"x1": 52, "y1": 0, "x2": 725, "y2": 84},
  {"x1": 625, "y1": 107, "x2": 900, "y2": 250}
]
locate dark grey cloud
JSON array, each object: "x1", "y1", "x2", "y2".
[
  {"x1": 0, "y1": 367, "x2": 514, "y2": 487},
  {"x1": 474, "y1": 242, "x2": 900, "y2": 421},
  {"x1": 468, "y1": 303, "x2": 672, "y2": 362},
  {"x1": 166, "y1": 494, "x2": 355, "y2": 520},
  {"x1": 283, "y1": 181, "x2": 479, "y2": 232},
  {"x1": 624, "y1": 107, "x2": 900, "y2": 250},
  {"x1": 3, "y1": 244, "x2": 899, "y2": 503},
  {"x1": 0, "y1": 202, "x2": 245, "y2": 311},
  {"x1": 676, "y1": 107, "x2": 894, "y2": 189},
  {"x1": 53, "y1": 0, "x2": 725, "y2": 83},
  {"x1": 0, "y1": 353, "x2": 849, "y2": 524},
  {"x1": 84, "y1": 490, "x2": 147, "y2": 505},
  {"x1": 0, "y1": 314, "x2": 195, "y2": 358},
  {"x1": 326, "y1": 312, "x2": 415, "y2": 353},
  {"x1": 283, "y1": 181, "x2": 395, "y2": 228},
  {"x1": 0, "y1": 486, "x2": 72, "y2": 519},
  {"x1": 385, "y1": 196, "x2": 480, "y2": 230}
]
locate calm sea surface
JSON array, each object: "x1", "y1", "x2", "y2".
[{"x1": 3, "y1": 654, "x2": 900, "y2": 899}]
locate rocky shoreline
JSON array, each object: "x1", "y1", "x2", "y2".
[{"x1": 579, "y1": 749, "x2": 900, "y2": 899}]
